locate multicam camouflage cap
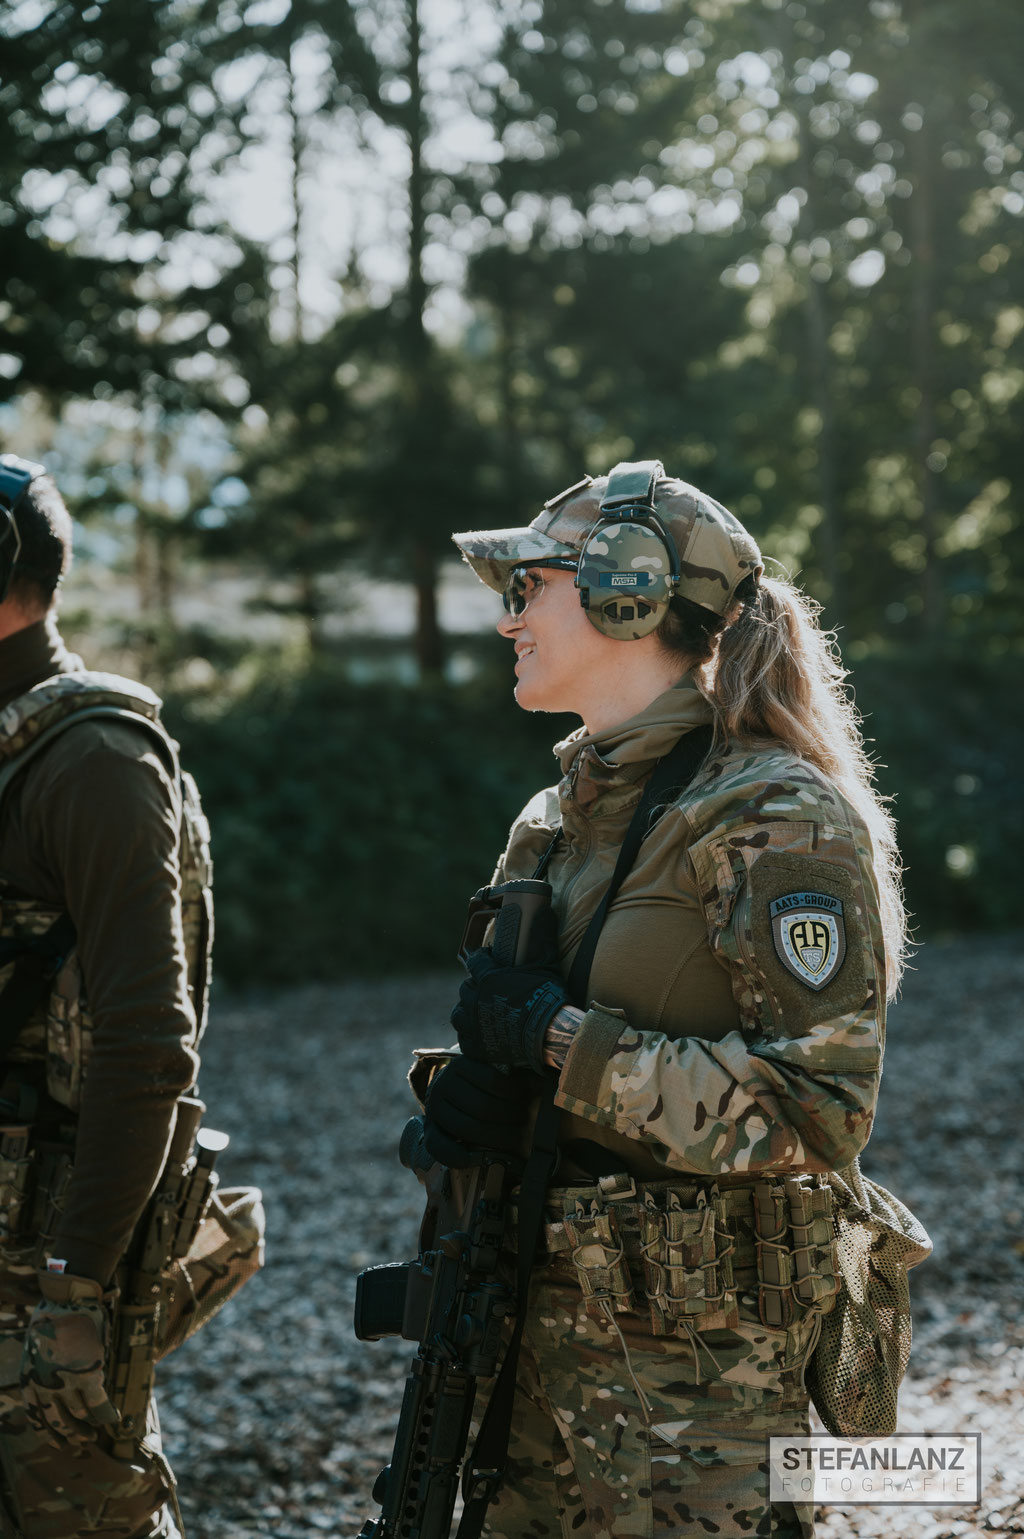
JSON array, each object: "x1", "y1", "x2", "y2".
[{"x1": 452, "y1": 469, "x2": 763, "y2": 617}]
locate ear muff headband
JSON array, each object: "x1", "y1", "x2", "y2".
[
  {"x1": 0, "y1": 455, "x2": 46, "y2": 604},
  {"x1": 575, "y1": 459, "x2": 679, "y2": 639}
]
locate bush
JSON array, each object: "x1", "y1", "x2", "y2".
[
  {"x1": 166, "y1": 658, "x2": 574, "y2": 985},
  {"x1": 851, "y1": 649, "x2": 1023, "y2": 935},
  {"x1": 164, "y1": 649, "x2": 1022, "y2": 985}
]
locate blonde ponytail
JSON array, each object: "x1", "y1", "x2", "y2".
[{"x1": 705, "y1": 576, "x2": 908, "y2": 998}]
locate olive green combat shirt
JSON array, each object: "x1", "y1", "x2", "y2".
[
  {"x1": 492, "y1": 674, "x2": 886, "y2": 1184},
  {"x1": 0, "y1": 619, "x2": 198, "y2": 1284}
]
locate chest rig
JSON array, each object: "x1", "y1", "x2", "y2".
[{"x1": 0, "y1": 671, "x2": 213, "y2": 1112}]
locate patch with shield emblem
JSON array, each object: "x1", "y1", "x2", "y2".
[{"x1": 769, "y1": 891, "x2": 847, "y2": 991}]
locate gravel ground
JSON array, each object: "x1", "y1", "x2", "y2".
[{"x1": 157, "y1": 936, "x2": 1024, "y2": 1539}]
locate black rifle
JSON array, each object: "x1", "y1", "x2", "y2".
[{"x1": 352, "y1": 879, "x2": 551, "y2": 1539}]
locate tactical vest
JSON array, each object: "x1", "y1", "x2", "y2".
[{"x1": 0, "y1": 671, "x2": 213, "y2": 1112}]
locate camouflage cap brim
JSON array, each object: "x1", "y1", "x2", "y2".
[
  {"x1": 451, "y1": 526, "x2": 580, "y2": 593},
  {"x1": 454, "y1": 468, "x2": 763, "y2": 613}
]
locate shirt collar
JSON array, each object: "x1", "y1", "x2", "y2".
[
  {"x1": 554, "y1": 673, "x2": 713, "y2": 777},
  {"x1": 552, "y1": 674, "x2": 715, "y2": 819},
  {"x1": 0, "y1": 616, "x2": 80, "y2": 714}
]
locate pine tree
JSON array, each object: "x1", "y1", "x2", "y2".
[{"x1": 0, "y1": 0, "x2": 257, "y2": 405}]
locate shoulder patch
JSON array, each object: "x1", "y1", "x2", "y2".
[
  {"x1": 770, "y1": 891, "x2": 846, "y2": 991},
  {"x1": 744, "y1": 849, "x2": 872, "y2": 1037}
]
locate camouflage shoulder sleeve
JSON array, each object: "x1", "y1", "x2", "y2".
[
  {"x1": 554, "y1": 752, "x2": 885, "y2": 1177},
  {"x1": 490, "y1": 784, "x2": 561, "y2": 884}
]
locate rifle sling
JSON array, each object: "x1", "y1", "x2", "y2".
[
  {"x1": 457, "y1": 721, "x2": 714, "y2": 1536},
  {"x1": 564, "y1": 722, "x2": 713, "y2": 1009}
]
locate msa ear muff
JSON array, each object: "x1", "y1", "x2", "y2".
[
  {"x1": 575, "y1": 459, "x2": 679, "y2": 639},
  {"x1": 0, "y1": 454, "x2": 46, "y2": 604}
]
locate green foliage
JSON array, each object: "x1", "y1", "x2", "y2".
[
  {"x1": 457, "y1": 0, "x2": 1024, "y2": 645},
  {"x1": 164, "y1": 652, "x2": 574, "y2": 984},
  {"x1": 165, "y1": 648, "x2": 1022, "y2": 987},
  {"x1": 0, "y1": 0, "x2": 257, "y2": 408},
  {"x1": 852, "y1": 649, "x2": 1024, "y2": 934}
]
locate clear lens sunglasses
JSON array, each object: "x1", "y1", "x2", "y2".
[{"x1": 502, "y1": 559, "x2": 578, "y2": 617}]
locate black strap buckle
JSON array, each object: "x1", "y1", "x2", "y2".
[{"x1": 462, "y1": 1463, "x2": 505, "y2": 1506}]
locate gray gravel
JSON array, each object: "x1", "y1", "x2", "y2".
[{"x1": 156, "y1": 939, "x2": 1024, "y2": 1538}]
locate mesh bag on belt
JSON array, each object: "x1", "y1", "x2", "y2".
[
  {"x1": 805, "y1": 1157, "x2": 932, "y2": 1438},
  {"x1": 156, "y1": 1186, "x2": 266, "y2": 1361}
]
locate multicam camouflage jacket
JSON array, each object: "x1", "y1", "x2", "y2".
[
  {"x1": 492, "y1": 676, "x2": 886, "y2": 1184},
  {"x1": 0, "y1": 672, "x2": 213, "y2": 1112}
]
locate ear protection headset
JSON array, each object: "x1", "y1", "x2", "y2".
[
  {"x1": 0, "y1": 454, "x2": 46, "y2": 605},
  {"x1": 575, "y1": 459, "x2": 679, "y2": 639}
]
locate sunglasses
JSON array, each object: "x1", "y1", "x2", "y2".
[{"x1": 502, "y1": 560, "x2": 578, "y2": 617}]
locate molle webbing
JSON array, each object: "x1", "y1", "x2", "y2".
[
  {"x1": 511, "y1": 1172, "x2": 840, "y2": 1337},
  {"x1": 0, "y1": 914, "x2": 77, "y2": 1059}
]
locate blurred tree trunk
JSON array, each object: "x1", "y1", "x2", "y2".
[
  {"x1": 297, "y1": 558, "x2": 323, "y2": 657},
  {"x1": 287, "y1": 49, "x2": 306, "y2": 349},
  {"x1": 285, "y1": 49, "x2": 325, "y2": 657},
  {"x1": 130, "y1": 419, "x2": 175, "y2": 679},
  {"x1": 802, "y1": 276, "x2": 842, "y2": 624},
  {"x1": 406, "y1": 0, "x2": 444, "y2": 681},
  {"x1": 792, "y1": 163, "x2": 843, "y2": 621},
  {"x1": 154, "y1": 420, "x2": 176, "y2": 643},
  {"x1": 782, "y1": 15, "x2": 844, "y2": 626},
  {"x1": 907, "y1": 107, "x2": 943, "y2": 635},
  {"x1": 498, "y1": 297, "x2": 525, "y2": 511},
  {"x1": 154, "y1": 526, "x2": 177, "y2": 642}
]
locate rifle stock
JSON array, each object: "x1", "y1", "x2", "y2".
[{"x1": 107, "y1": 1097, "x2": 225, "y2": 1457}]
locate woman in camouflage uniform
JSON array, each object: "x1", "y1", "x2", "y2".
[{"x1": 424, "y1": 463, "x2": 907, "y2": 1539}]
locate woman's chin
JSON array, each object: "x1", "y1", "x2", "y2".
[
  {"x1": 514, "y1": 679, "x2": 572, "y2": 715},
  {"x1": 514, "y1": 675, "x2": 546, "y2": 711}
]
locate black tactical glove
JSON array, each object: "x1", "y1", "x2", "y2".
[
  {"x1": 422, "y1": 1057, "x2": 540, "y2": 1169},
  {"x1": 451, "y1": 947, "x2": 569, "y2": 1074}
]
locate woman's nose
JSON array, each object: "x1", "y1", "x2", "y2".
[{"x1": 497, "y1": 608, "x2": 521, "y2": 638}]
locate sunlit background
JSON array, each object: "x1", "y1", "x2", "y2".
[{"x1": 2, "y1": 0, "x2": 1021, "y2": 979}]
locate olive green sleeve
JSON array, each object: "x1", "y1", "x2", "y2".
[{"x1": 26, "y1": 723, "x2": 199, "y2": 1283}]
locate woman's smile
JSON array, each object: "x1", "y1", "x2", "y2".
[
  {"x1": 496, "y1": 564, "x2": 686, "y2": 728},
  {"x1": 497, "y1": 568, "x2": 602, "y2": 713}
]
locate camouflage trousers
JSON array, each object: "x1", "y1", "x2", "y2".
[
  {"x1": 0, "y1": 1299, "x2": 175, "y2": 1539},
  {"x1": 480, "y1": 1260, "x2": 816, "y2": 1539}
]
